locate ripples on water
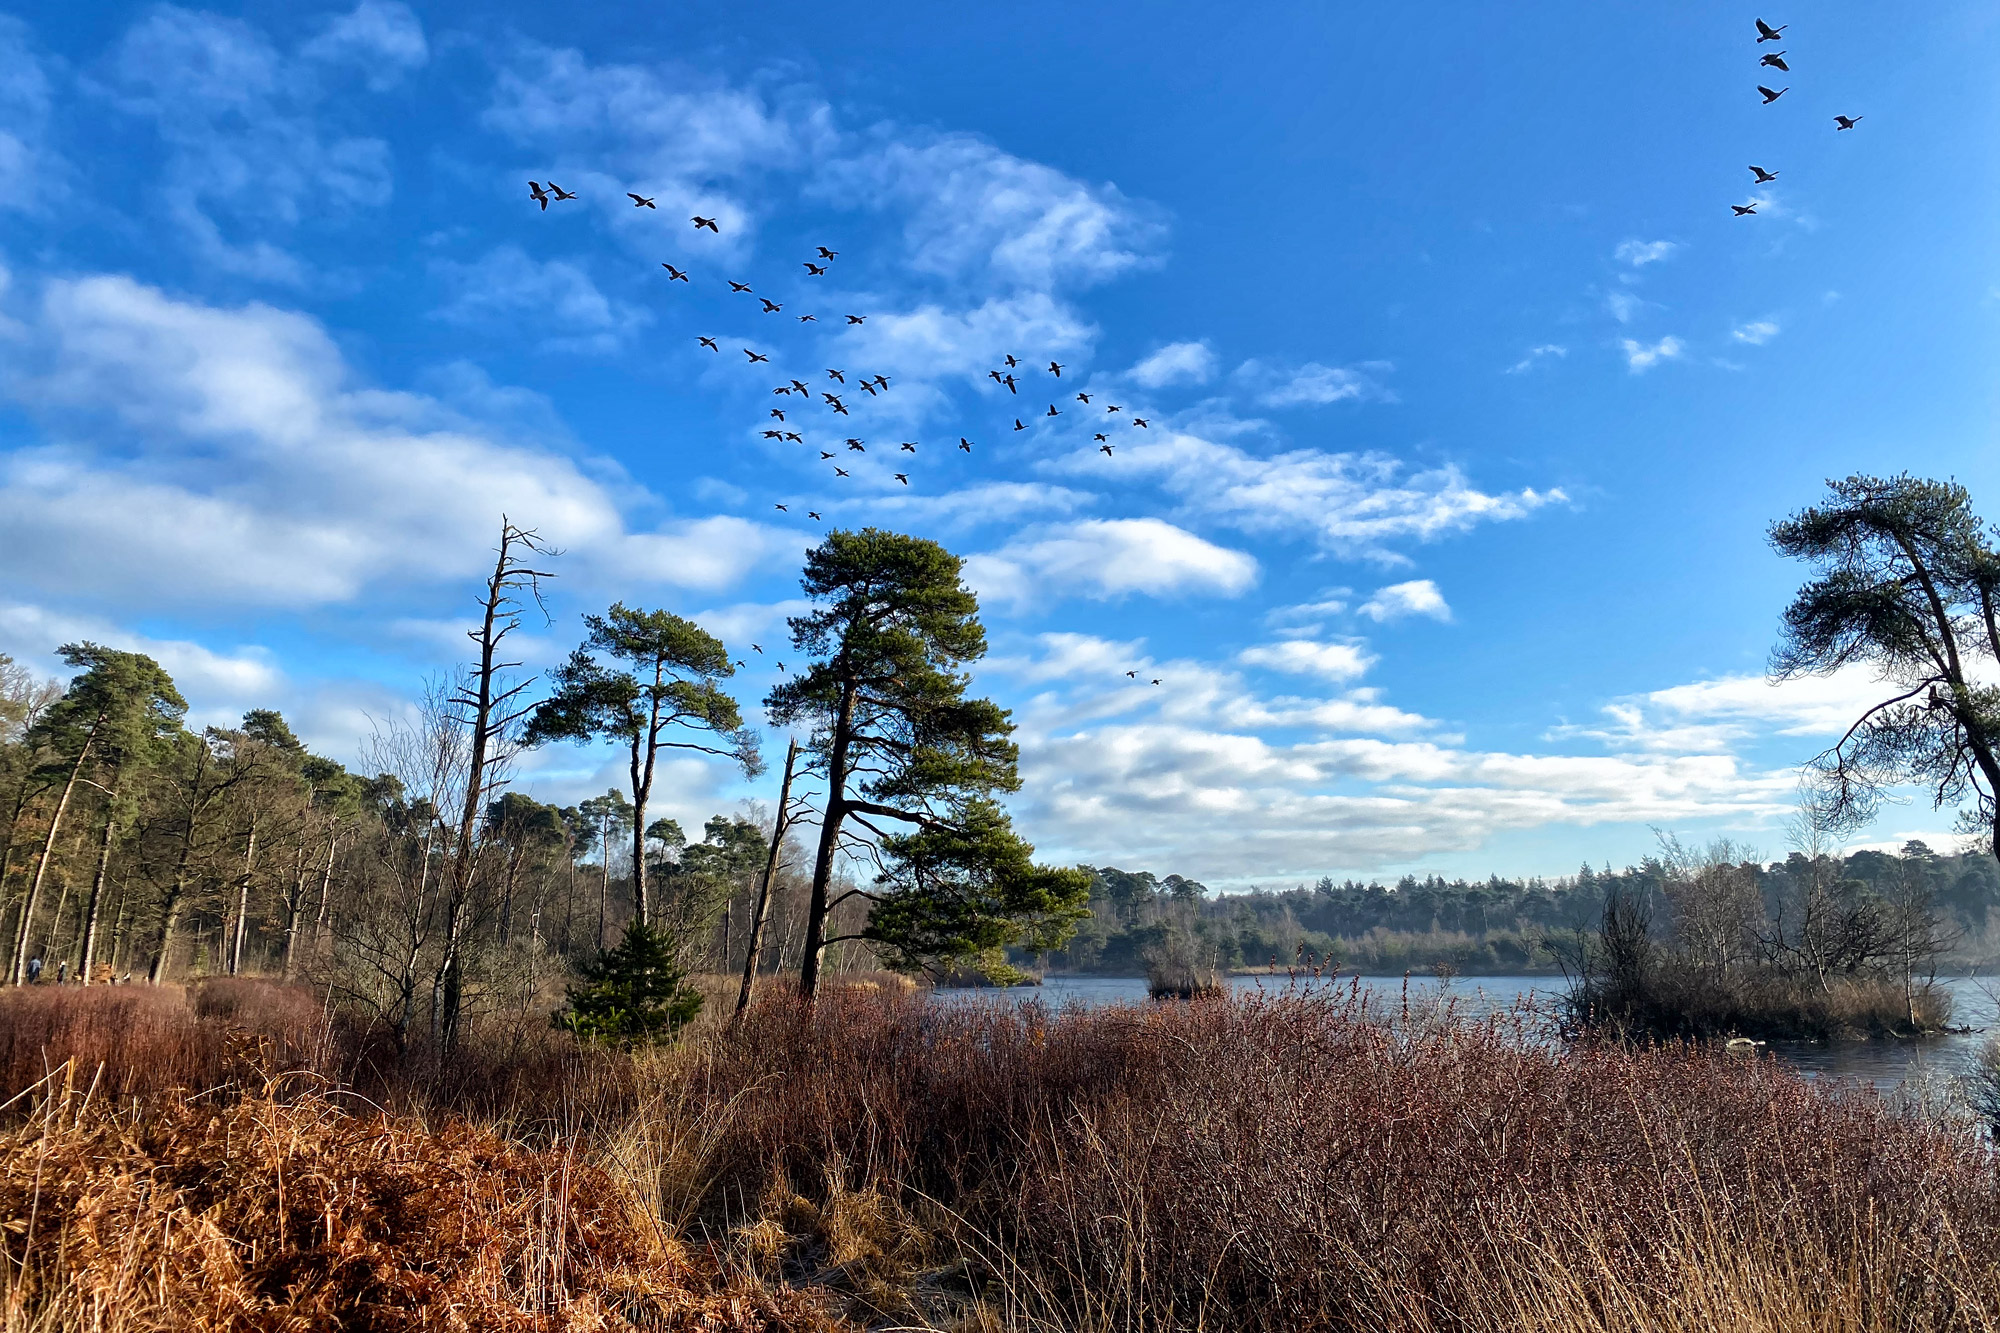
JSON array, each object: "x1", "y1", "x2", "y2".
[{"x1": 931, "y1": 973, "x2": 2000, "y2": 1091}]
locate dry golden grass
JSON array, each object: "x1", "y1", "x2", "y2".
[
  {"x1": 5, "y1": 982, "x2": 2000, "y2": 1332},
  {"x1": 0, "y1": 1064, "x2": 843, "y2": 1333}
]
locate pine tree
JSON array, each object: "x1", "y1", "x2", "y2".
[{"x1": 555, "y1": 920, "x2": 702, "y2": 1045}]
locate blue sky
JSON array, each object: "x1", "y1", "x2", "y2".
[{"x1": 0, "y1": 0, "x2": 1995, "y2": 885}]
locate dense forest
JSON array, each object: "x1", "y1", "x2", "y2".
[
  {"x1": 0, "y1": 524, "x2": 1095, "y2": 1048},
  {"x1": 1042, "y1": 843, "x2": 2000, "y2": 977}
]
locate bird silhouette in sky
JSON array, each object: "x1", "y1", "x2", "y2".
[
  {"x1": 959, "y1": 438, "x2": 973, "y2": 451},
  {"x1": 1048, "y1": 361, "x2": 1063, "y2": 376},
  {"x1": 752, "y1": 644, "x2": 762, "y2": 653},
  {"x1": 1046, "y1": 404, "x2": 1060, "y2": 417},
  {"x1": 692, "y1": 216, "x2": 719, "y2": 232},
  {"x1": 1100, "y1": 444, "x2": 1114, "y2": 456},
  {"x1": 628, "y1": 193, "x2": 656, "y2": 208},
  {"x1": 763, "y1": 430, "x2": 784, "y2": 439},
  {"x1": 773, "y1": 503, "x2": 787, "y2": 511},
  {"x1": 872, "y1": 375, "x2": 889, "y2": 389},
  {"x1": 697, "y1": 336, "x2": 717, "y2": 350},
  {"x1": 1754, "y1": 18, "x2": 1785, "y2": 41},
  {"x1": 831, "y1": 401, "x2": 849, "y2": 415},
  {"x1": 745, "y1": 348, "x2": 769, "y2": 362},
  {"x1": 846, "y1": 314, "x2": 865, "y2": 324},
  {"x1": 548, "y1": 183, "x2": 575, "y2": 201},
  {"x1": 1835, "y1": 114, "x2": 1863, "y2": 130},
  {"x1": 847, "y1": 439, "x2": 866, "y2": 451},
  {"x1": 661, "y1": 263, "x2": 688, "y2": 281},
  {"x1": 1132, "y1": 418, "x2": 1149, "y2": 428},
  {"x1": 804, "y1": 262, "x2": 827, "y2": 275},
  {"x1": 1106, "y1": 404, "x2": 1122, "y2": 413},
  {"x1": 1125, "y1": 671, "x2": 1137, "y2": 679},
  {"x1": 529, "y1": 181, "x2": 551, "y2": 209},
  {"x1": 771, "y1": 409, "x2": 786, "y2": 420},
  {"x1": 1749, "y1": 165, "x2": 1779, "y2": 183},
  {"x1": 1013, "y1": 419, "x2": 1026, "y2": 431},
  {"x1": 817, "y1": 247, "x2": 837, "y2": 258},
  {"x1": 860, "y1": 381, "x2": 878, "y2": 395},
  {"x1": 893, "y1": 473, "x2": 909, "y2": 485},
  {"x1": 1002, "y1": 374, "x2": 1018, "y2": 393},
  {"x1": 784, "y1": 432, "x2": 802, "y2": 442},
  {"x1": 760, "y1": 298, "x2": 782, "y2": 313},
  {"x1": 821, "y1": 451, "x2": 835, "y2": 459},
  {"x1": 988, "y1": 370, "x2": 1004, "y2": 384},
  {"x1": 834, "y1": 467, "x2": 850, "y2": 477},
  {"x1": 823, "y1": 391, "x2": 844, "y2": 406},
  {"x1": 798, "y1": 314, "x2": 817, "y2": 323},
  {"x1": 900, "y1": 441, "x2": 917, "y2": 452},
  {"x1": 1758, "y1": 85, "x2": 1788, "y2": 104},
  {"x1": 729, "y1": 280, "x2": 753, "y2": 293},
  {"x1": 1077, "y1": 392, "x2": 1091, "y2": 404},
  {"x1": 1760, "y1": 51, "x2": 1789, "y2": 71},
  {"x1": 1150, "y1": 679, "x2": 1162, "y2": 686},
  {"x1": 827, "y1": 369, "x2": 845, "y2": 383},
  {"x1": 1094, "y1": 432, "x2": 1109, "y2": 441},
  {"x1": 1004, "y1": 354, "x2": 1019, "y2": 368},
  {"x1": 1732, "y1": 202, "x2": 1759, "y2": 216}
]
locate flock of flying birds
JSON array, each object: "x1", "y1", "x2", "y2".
[
  {"x1": 523, "y1": 180, "x2": 1167, "y2": 688},
  {"x1": 1733, "y1": 17, "x2": 1864, "y2": 218},
  {"x1": 519, "y1": 21, "x2": 1869, "y2": 686}
]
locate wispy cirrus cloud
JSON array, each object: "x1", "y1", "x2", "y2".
[
  {"x1": 1615, "y1": 238, "x2": 1679, "y2": 267},
  {"x1": 1359, "y1": 579, "x2": 1450, "y2": 622},
  {"x1": 1620, "y1": 335, "x2": 1684, "y2": 372},
  {"x1": 1128, "y1": 340, "x2": 1214, "y2": 388},
  {"x1": 965, "y1": 517, "x2": 1257, "y2": 606}
]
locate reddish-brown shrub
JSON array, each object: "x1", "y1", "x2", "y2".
[{"x1": 0, "y1": 1079, "x2": 844, "y2": 1332}]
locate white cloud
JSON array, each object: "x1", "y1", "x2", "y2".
[
  {"x1": 1359, "y1": 579, "x2": 1451, "y2": 622},
  {"x1": 1605, "y1": 290, "x2": 1647, "y2": 324},
  {"x1": 89, "y1": 6, "x2": 424, "y2": 279},
  {"x1": 965, "y1": 518, "x2": 1258, "y2": 605},
  {"x1": 0, "y1": 274, "x2": 784, "y2": 609},
  {"x1": 1128, "y1": 341, "x2": 1215, "y2": 388},
  {"x1": 0, "y1": 18, "x2": 57, "y2": 215},
  {"x1": 1505, "y1": 344, "x2": 1566, "y2": 374},
  {"x1": 301, "y1": 2, "x2": 427, "y2": 86},
  {"x1": 1102, "y1": 431, "x2": 1564, "y2": 562},
  {"x1": 432, "y1": 245, "x2": 651, "y2": 352},
  {"x1": 1615, "y1": 239, "x2": 1679, "y2": 267},
  {"x1": 1732, "y1": 319, "x2": 1780, "y2": 345},
  {"x1": 1239, "y1": 639, "x2": 1374, "y2": 681},
  {"x1": 983, "y1": 637, "x2": 1795, "y2": 881},
  {"x1": 1237, "y1": 359, "x2": 1394, "y2": 407},
  {"x1": 820, "y1": 130, "x2": 1165, "y2": 292},
  {"x1": 1621, "y1": 336, "x2": 1684, "y2": 372}
]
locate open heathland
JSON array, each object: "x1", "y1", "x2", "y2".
[{"x1": 5, "y1": 980, "x2": 2000, "y2": 1332}]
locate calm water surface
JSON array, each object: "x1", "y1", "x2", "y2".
[{"x1": 933, "y1": 973, "x2": 2000, "y2": 1090}]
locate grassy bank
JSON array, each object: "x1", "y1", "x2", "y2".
[{"x1": 4, "y1": 980, "x2": 1999, "y2": 1331}]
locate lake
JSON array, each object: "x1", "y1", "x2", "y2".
[{"x1": 933, "y1": 973, "x2": 2000, "y2": 1091}]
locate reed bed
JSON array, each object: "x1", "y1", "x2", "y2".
[{"x1": 3, "y1": 980, "x2": 1998, "y2": 1332}]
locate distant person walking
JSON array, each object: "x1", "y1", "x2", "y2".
[{"x1": 24, "y1": 957, "x2": 41, "y2": 984}]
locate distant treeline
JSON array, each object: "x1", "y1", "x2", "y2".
[{"x1": 1039, "y1": 846, "x2": 2000, "y2": 977}]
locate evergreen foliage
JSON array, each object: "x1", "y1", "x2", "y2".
[{"x1": 554, "y1": 920, "x2": 701, "y2": 1045}]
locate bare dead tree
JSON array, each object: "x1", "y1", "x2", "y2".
[{"x1": 435, "y1": 517, "x2": 557, "y2": 1055}]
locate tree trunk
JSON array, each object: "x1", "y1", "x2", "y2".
[
  {"x1": 229, "y1": 817, "x2": 258, "y2": 976},
  {"x1": 737, "y1": 738, "x2": 800, "y2": 1020},
  {"x1": 798, "y1": 686, "x2": 854, "y2": 1000},
  {"x1": 77, "y1": 802, "x2": 117, "y2": 985},
  {"x1": 9, "y1": 727, "x2": 96, "y2": 985},
  {"x1": 629, "y1": 735, "x2": 652, "y2": 926}
]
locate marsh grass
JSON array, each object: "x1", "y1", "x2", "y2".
[{"x1": 4, "y1": 980, "x2": 1998, "y2": 1331}]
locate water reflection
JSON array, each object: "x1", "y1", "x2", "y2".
[{"x1": 932, "y1": 973, "x2": 1998, "y2": 1090}]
